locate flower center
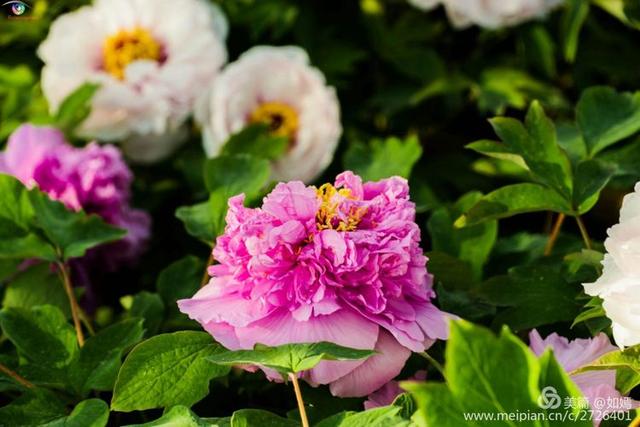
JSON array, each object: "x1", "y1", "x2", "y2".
[
  {"x1": 249, "y1": 102, "x2": 299, "y2": 140},
  {"x1": 315, "y1": 183, "x2": 366, "y2": 232},
  {"x1": 103, "y1": 28, "x2": 161, "y2": 80}
]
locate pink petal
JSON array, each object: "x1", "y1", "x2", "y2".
[{"x1": 329, "y1": 330, "x2": 411, "y2": 397}]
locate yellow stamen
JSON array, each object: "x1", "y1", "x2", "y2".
[
  {"x1": 315, "y1": 184, "x2": 366, "y2": 232},
  {"x1": 103, "y1": 28, "x2": 161, "y2": 80},
  {"x1": 249, "y1": 102, "x2": 299, "y2": 140}
]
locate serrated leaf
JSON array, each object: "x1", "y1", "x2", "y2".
[
  {"x1": 111, "y1": 331, "x2": 230, "y2": 412},
  {"x1": 207, "y1": 342, "x2": 375, "y2": 376}
]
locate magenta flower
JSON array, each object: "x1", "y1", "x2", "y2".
[
  {"x1": 529, "y1": 330, "x2": 639, "y2": 425},
  {"x1": 0, "y1": 124, "x2": 150, "y2": 267},
  {"x1": 178, "y1": 171, "x2": 449, "y2": 397}
]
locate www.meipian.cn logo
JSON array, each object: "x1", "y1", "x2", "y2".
[
  {"x1": 537, "y1": 386, "x2": 562, "y2": 410},
  {"x1": 2, "y1": 0, "x2": 31, "y2": 18}
]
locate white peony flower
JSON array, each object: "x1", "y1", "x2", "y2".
[
  {"x1": 408, "y1": 0, "x2": 563, "y2": 29},
  {"x1": 38, "y1": 0, "x2": 228, "y2": 163},
  {"x1": 583, "y1": 182, "x2": 640, "y2": 348},
  {"x1": 197, "y1": 45, "x2": 342, "y2": 183}
]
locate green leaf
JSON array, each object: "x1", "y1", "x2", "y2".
[
  {"x1": 490, "y1": 101, "x2": 573, "y2": 198},
  {"x1": 178, "y1": 155, "x2": 271, "y2": 245},
  {"x1": 316, "y1": 407, "x2": 408, "y2": 427},
  {"x1": 455, "y1": 183, "x2": 571, "y2": 227},
  {"x1": 127, "y1": 291, "x2": 164, "y2": 336},
  {"x1": 520, "y1": 24, "x2": 556, "y2": 78},
  {"x1": 204, "y1": 154, "x2": 271, "y2": 201},
  {"x1": 476, "y1": 68, "x2": 567, "y2": 115},
  {"x1": 175, "y1": 199, "x2": 218, "y2": 245},
  {"x1": 572, "y1": 159, "x2": 616, "y2": 213},
  {"x1": 477, "y1": 263, "x2": 583, "y2": 330},
  {"x1": 466, "y1": 140, "x2": 528, "y2": 170},
  {"x1": 445, "y1": 321, "x2": 540, "y2": 418},
  {"x1": 538, "y1": 349, "x2": 589, "y2": 423},
  {"x1": 0, "y1": 389, "x2": 67, "y2": 426},
  {"x1": 111, "y1": 331, "x2": 230, "y2": 412},
  {"x1": 0, "y1": 174, "x2": 55, "y2": 260},
  {"x1": 231, "y1": 409, "x2": 299, "y2": 427},
  {"x1": 0, "y1": 305, "x2": 77, "y2": 368},
  {"x1": 556, "y1": 123, "x2": 587, "y2": 165},
  {"x1": 29, "y1": 190, "x2": 126, "y2": 260},
  {"x1": 576, "y1": 87, "x2": 640, "y2": 156},
  {"x1": 343, "y1": 136, "x2": 422, "y2": 181},
  {"x1": 573, "y1": 345, "x2": 640, "y2": 395},
  {"x1": 428, "y1": 192, "x2": 497, "y2": 280},
  {"x1": 54, "y1": 83, "x2": 100, "y2": 135},
  {"x1": 123, "y1": 405, "x2": 228, "y2": 427},
  {"x1": 2, "y1": 263, "x2": 70, "y2": 317},
  {"x1": 561, "y1": 0, "x2": 590, "y2": 62},
  {"x1": 41, "y1": 399, "x2": 109, "y2": 427},
  {"x1": 70, "y1": 318, "x2": 144, "y2": 396},
  {"x1": 220, "y1": 124, "x2": 288, "y2": 161},
  {"x1": 405, "y1": 320, "x2": 592, "y2": 427},
  {"x1": 207, "y1": 342, "x2": 375, "y2": 376},
  {"x1": 402, "y1": 383, "x2": 466, "y2": 427},
  {"x1": 572, "y1": 296, "x2": 607, "y2": 328},
  {"x1": 156, "y1": 256, "x2": 204, "y2": 311}
]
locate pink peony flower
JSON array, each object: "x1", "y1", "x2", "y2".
[
  {"x1": 178, "y1": 171, "x2": 449, "y2": 397},
  {"x1": 364, "y1": 370, "x2": 427, "y2": 410},
  {"x1": 529, "y1": 330, "x2": 639, "y2": 426},
  {"x1": 0, "y1": 124, "x2": 150, "y2": 267}
]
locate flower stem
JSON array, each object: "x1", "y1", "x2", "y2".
[
  {"x1": 289, "y1": 373, "x2": 309, "y2": 427},
  {"x1": 200, "y1": 252, "x2": 214, "y2": 288},
  {"x1": 0, "y1": 362, "x2": 34, "y2": 389},
  {"x1": 419, "y1": 351, "x2": 445, "y2": 376},
  {"x1": 544, "y1": 213, "x2": 565, "y2": 256},
  {"x1": 57, "y1": 261, "x2": 85, "y2": 347},
  {"x1": 575, "y1": 216, "x2": 592, "y2": 250}
]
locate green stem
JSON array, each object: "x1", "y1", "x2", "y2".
[
  {"x1": 544, "y1": 213, "x2": 566, "y2": 256},
  {"x1": 57, "y1": 261, "x2": 85, "y2": 347},
  {"x1": 0, "y1": 362, "x2": 34, "y2": 389},
  {"x1": 289, "y1": 373, "x2": 309, "y2": 427},
  {"x1": 575, "y1": 216, "x2": 592, "y2": 250},
  {"x1": 419, "y1": 351, "x2": 445, "y2": 376}
]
